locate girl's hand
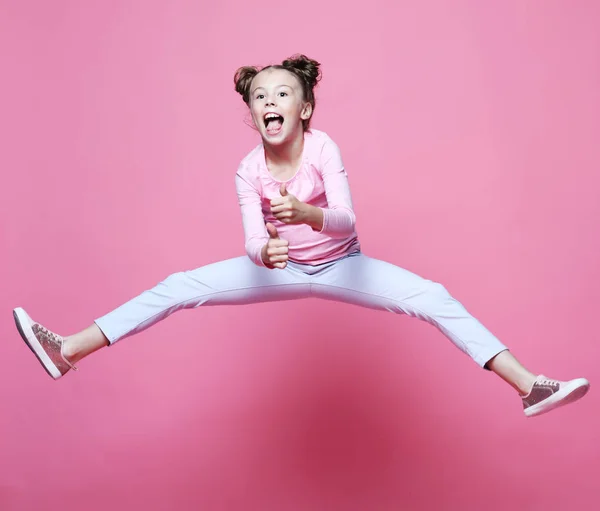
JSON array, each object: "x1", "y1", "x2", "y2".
[
  {"x1": 261, "y1": 223, "x2": 289, "y2": 269},
  {"x1": 270, "y1": 183, "x2": 307, "y2": 224}
]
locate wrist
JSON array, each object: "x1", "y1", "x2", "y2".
[{"x1": 302, "y1": 204, "x2": 324, "y2": 231}]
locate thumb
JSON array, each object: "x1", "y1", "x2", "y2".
[
  {"x1": 266, "y1": 222, "x2": 279, "y2": 239},
  {"x1": 280, "y1": 183, "x2": 288, "y2": 196}
]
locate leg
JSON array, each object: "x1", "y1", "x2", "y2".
[
  {"x1": 485, "y1": 350, "x2": 536, "y2": 395},
  {"x1": 92, "y1": 256, "x2": 308, "y2": 345},
  {"x1": 310, "y1": 253, "x2": 508, "y2": 369},
  {"x1": 63, "y1": 324, "x2": 109, "y2": 365},
  {"x1": 309, "y1": 253, "x2": 589, "y2": 416},
  {"x1": 15, "y1": 256, "x2": 309, "y2": 378}
]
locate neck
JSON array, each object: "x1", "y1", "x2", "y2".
[{"x1": 263, "y1": 126, "x2": 305, "y2": 168}]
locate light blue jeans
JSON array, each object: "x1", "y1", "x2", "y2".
[{"x1": 94, "y1": 252, "x2": 507, "y2": 368}]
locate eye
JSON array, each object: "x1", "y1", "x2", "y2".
[
  {"x1": 278, "y1": 92, "x2": 288, "y2": 97},
  {"x1": 256, "y1": 94, "x2": 265, "y2": 100}
]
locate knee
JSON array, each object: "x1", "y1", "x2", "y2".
[
  {"x1": 426, "y1": 281, "x2": 451, "y2": 300},
  {"x1": 432, "y1": 281, "x2": 448, "y2": 293},
  {"x1": 159, "y1": 271, "x2": 188, "y2": 287}
]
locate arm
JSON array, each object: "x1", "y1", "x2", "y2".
[
  {"x1": 269, "y1": 139, "x2": 357, "y2": 237},
  {"x1": 300, "y1": 203, "x2": 324, "y2": 232},
  {"x1": 235, "y1": 170, "x2": 270, "y2": 267},
  {"x1": 314, "y1": 139, "x2": 357, "y2": 238}
]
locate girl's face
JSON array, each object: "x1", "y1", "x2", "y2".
[{"x1": 249, "y1": 68, "x2": 312, "y2": 145}]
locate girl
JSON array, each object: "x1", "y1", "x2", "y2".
[{"x1": 13, "y1": 54, "x2": 589, "y2": 418}]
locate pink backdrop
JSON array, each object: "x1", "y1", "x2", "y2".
[{"x1": 1, "y1": 1, "x2": 599, "y2": 510}]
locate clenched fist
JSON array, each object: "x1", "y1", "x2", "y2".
[
  {"x1": 261, "y1": 222, "x2": 289, "y2": 269},
  {"x1": 270, "y1": 183, "x2": 307, "y2": 224}
]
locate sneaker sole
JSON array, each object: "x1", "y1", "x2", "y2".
[
  {"x1": 524, "y1": 378, "x2": 590, "y2": 417},
  {"x1": 13, "y1": 307, "x2": 62, "y2": 380}
]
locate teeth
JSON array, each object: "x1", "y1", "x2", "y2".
[{"x1": 265, "y1": 113, "x2": 280, "y2": 119}]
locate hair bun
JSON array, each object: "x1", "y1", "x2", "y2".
[
  {"x1": 282, "y1": 54, "x2": 322, "y2": 90},
  {"x1": 234, "y1": 66, "x2": 259, "y2": 104}
]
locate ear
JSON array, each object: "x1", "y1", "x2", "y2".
[{"x1": 300, "y1": 102, "x2": 312, "y2": 121}]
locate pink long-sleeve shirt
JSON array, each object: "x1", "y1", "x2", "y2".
[{"x1": 235, "y1": 129, "x2": 361, "y2": 267}]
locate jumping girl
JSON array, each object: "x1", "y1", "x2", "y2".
[{"x1": 13, "y1": 54, "x2": 590, "y2": 418}]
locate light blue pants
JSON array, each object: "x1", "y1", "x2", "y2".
[{"x1": 94, "y1": 252, "x2": 508, "y2": 368}]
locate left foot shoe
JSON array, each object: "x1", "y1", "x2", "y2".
[{"x1": 522, "y1": 375, "x2": 590, "y2": 417}]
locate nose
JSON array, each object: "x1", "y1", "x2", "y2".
[{"x1": 266, "y1": 94, "x2": 276, "y2": 107}]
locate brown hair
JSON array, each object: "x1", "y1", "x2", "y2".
[{"x1": 234, "y1": 54, "x2": 322, "y2": 131}]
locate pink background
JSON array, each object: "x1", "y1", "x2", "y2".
[{"x1": 1, "y1": 1, "x2": 599, "y2": 510}]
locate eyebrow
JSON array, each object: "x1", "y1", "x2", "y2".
[{"x1": 251, "y1": 84, "x2": 294, "y2": 95}]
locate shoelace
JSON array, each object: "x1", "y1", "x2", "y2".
[
  {"x1": 536, "y1": 377, "x2": 558, "y2": 388},
  {"x1": 34, "y1": 324, "x2": 78, "y2": 371}
]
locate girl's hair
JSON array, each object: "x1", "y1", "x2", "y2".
[{"x1": 234, "y1": 54, "x2": 322, "y2": 131}]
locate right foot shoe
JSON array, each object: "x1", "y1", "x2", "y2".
[
  {"x1": 13, "y1": 307, "x2": 78, "y2": 380},
  {"x1": 522, "y1": 375, "x2": 590, "y2": 417}
]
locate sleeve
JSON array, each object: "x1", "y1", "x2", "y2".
[
  {"x1": 235, "y1": 165, "x2": 269, "y2": 267},
  {"x1": 317, "y1": 138, "x2": 357, "y2": 238}
]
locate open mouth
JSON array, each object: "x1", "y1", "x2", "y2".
[{"x1": 264, "y1": 112, "x2": 284, "y2": 134}]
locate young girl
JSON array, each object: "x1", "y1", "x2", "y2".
[{"x1": 13, "y1": 54, "x2": 589, "y2": 418}]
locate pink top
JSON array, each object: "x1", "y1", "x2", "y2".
[{"x1": 235, "y1": 129, "x2": 361, "y2": 266}]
